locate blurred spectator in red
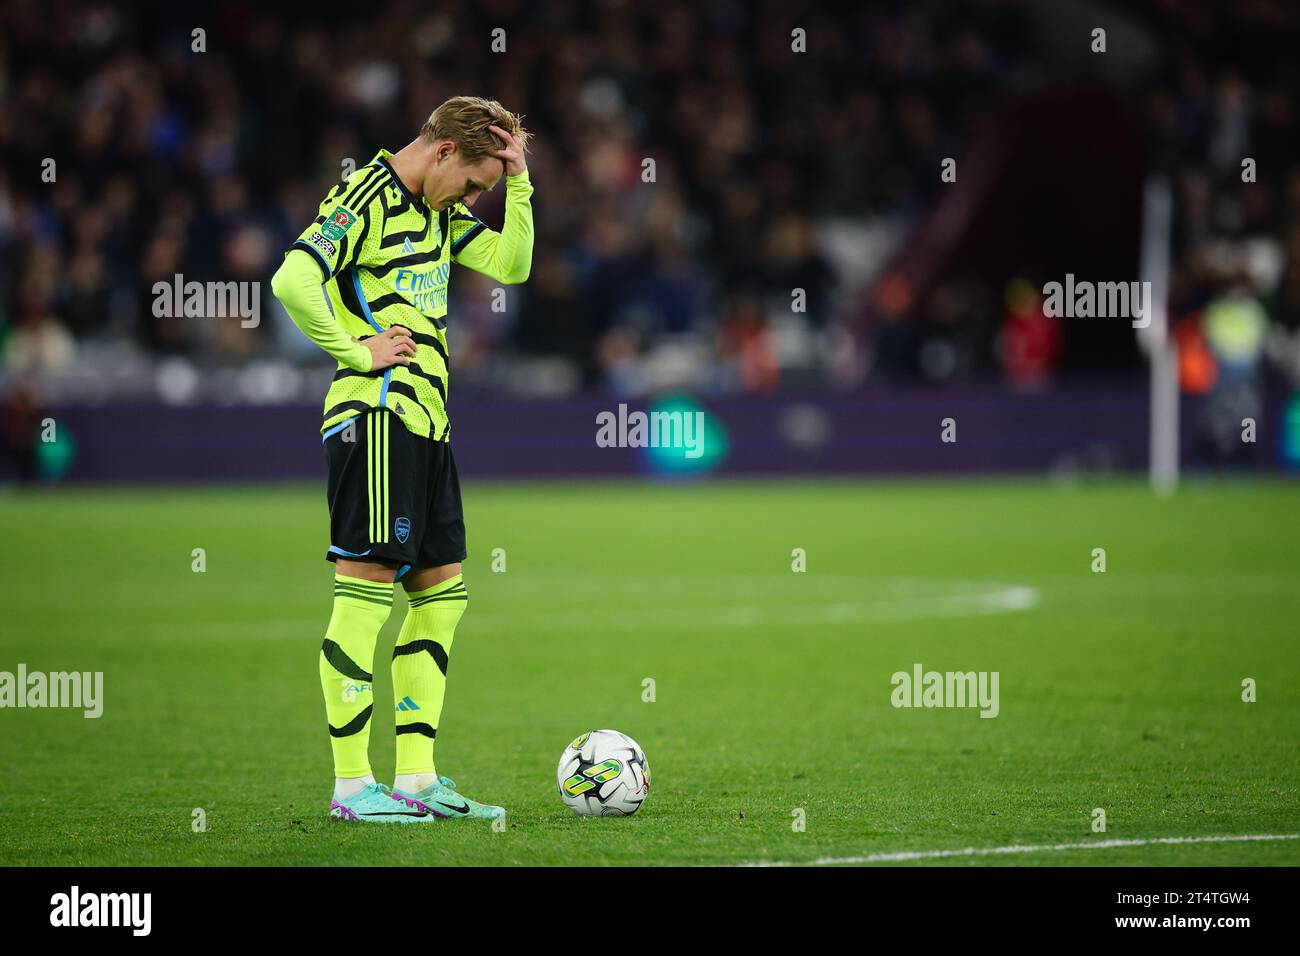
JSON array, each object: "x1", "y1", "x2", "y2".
[{"x1": 998, "y1": 278, "x2": 1061, "y2": 390}]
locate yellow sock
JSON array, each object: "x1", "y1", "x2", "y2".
[
  {"x1": 319, "y1": 574, "x2": 394, "y2": 778},
  {"x1": 392, "y1": 575, "x2": 467, "y2": 776}
]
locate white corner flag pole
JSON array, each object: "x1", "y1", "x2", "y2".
[{"x1": 1139, "y1": 176, "x2": 1178, "y2": 496}]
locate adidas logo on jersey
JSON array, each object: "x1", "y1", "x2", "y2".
[
  {"x1": 395, "y1": 402, "x2": 406, "y2": 415},
  {"x1": 396, "y1": 696, "x2": 421, "y2": 712},
  {"x1": 402, "y1": 237, "x2": 415, "y2": 254}
]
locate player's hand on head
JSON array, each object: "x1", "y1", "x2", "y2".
[
  {"x1": 489, "y1": 125, "x2": 527, "y2": 177},
  {"x1": 361, "y1": 326, "x2": 416, "y2": 369}
]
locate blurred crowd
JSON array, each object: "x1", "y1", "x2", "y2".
[
  {"x1": 1138, "y1": 0, "x2": 1300, "y2": 462},
  {"x1": 0, "y1": 0, "x2": 1036, "y2": 400},
  {"x1": 3, "y1": 0, "x2": 1300, "y2": 408}
]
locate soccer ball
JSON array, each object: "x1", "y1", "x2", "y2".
[{"x1": 556, "y1": 729, "x2": 651, "y2": 817}]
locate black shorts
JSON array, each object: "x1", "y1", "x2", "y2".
[{"x1": 323, "y1": 410, "x2": 466, "y2": 571}]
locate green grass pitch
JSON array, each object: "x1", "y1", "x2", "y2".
[{"x1": 0, "y1": 478, "x2": 1297, "y2": 866}]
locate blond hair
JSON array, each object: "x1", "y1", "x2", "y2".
[{"x1": 419, "y1": 96, "x2": 531, "y2": 162}]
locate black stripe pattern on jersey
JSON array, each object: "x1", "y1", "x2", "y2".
[
  {"x1": 366, "y1": 292, "x2": 447, "y2": 329},
  {"x1": 323, "y1": 399, "x2": 374, "y2": 423},
  {"x1": 386, "y1": 380, "x2": 437, "y2": 423},
  {"x1": 451, "y1": 220, "x2": 486, "y2": 255}
]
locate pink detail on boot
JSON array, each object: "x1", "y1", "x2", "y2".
[{"x1": 330, "y1": 799, "x2": 360, "y2": 821}]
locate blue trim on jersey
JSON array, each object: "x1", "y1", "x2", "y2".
[
  {"x1": 290, "y1": 239, "x2": 332, "y2": 279},
  {"x1": 321, "y1": 417, "x2": 359, "y2": 442},
  {"x1": 395, "y1": 564, "x2": 412, "y2": 582},
  {"x1": 350, "y1": 269, "x2": 384, "y2": 333},
  {"x1": 451, "y1": 220, "x2": 486, "y2": 255},
  {"x1": 350, "y1": 266, "x2": 390, "y2": 409},
  {"x1": 329, "y1": 545, "x2": 373, "y2": 558}
]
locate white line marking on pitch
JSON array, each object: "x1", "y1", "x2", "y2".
[
  {"x1": 473, "y1": 582, "x2": 1038, "y2": 632},
  {"x1": 742, "y1": 833, "x2": 1300, "y2": 866}
]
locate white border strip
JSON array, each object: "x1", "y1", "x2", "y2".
[{"x1": 742, "y1": 833, "x2": 1300, "y2": 867}]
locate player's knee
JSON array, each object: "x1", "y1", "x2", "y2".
[{"x1": 404, "y1": 563, "x2": 463, "y2": 593}]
